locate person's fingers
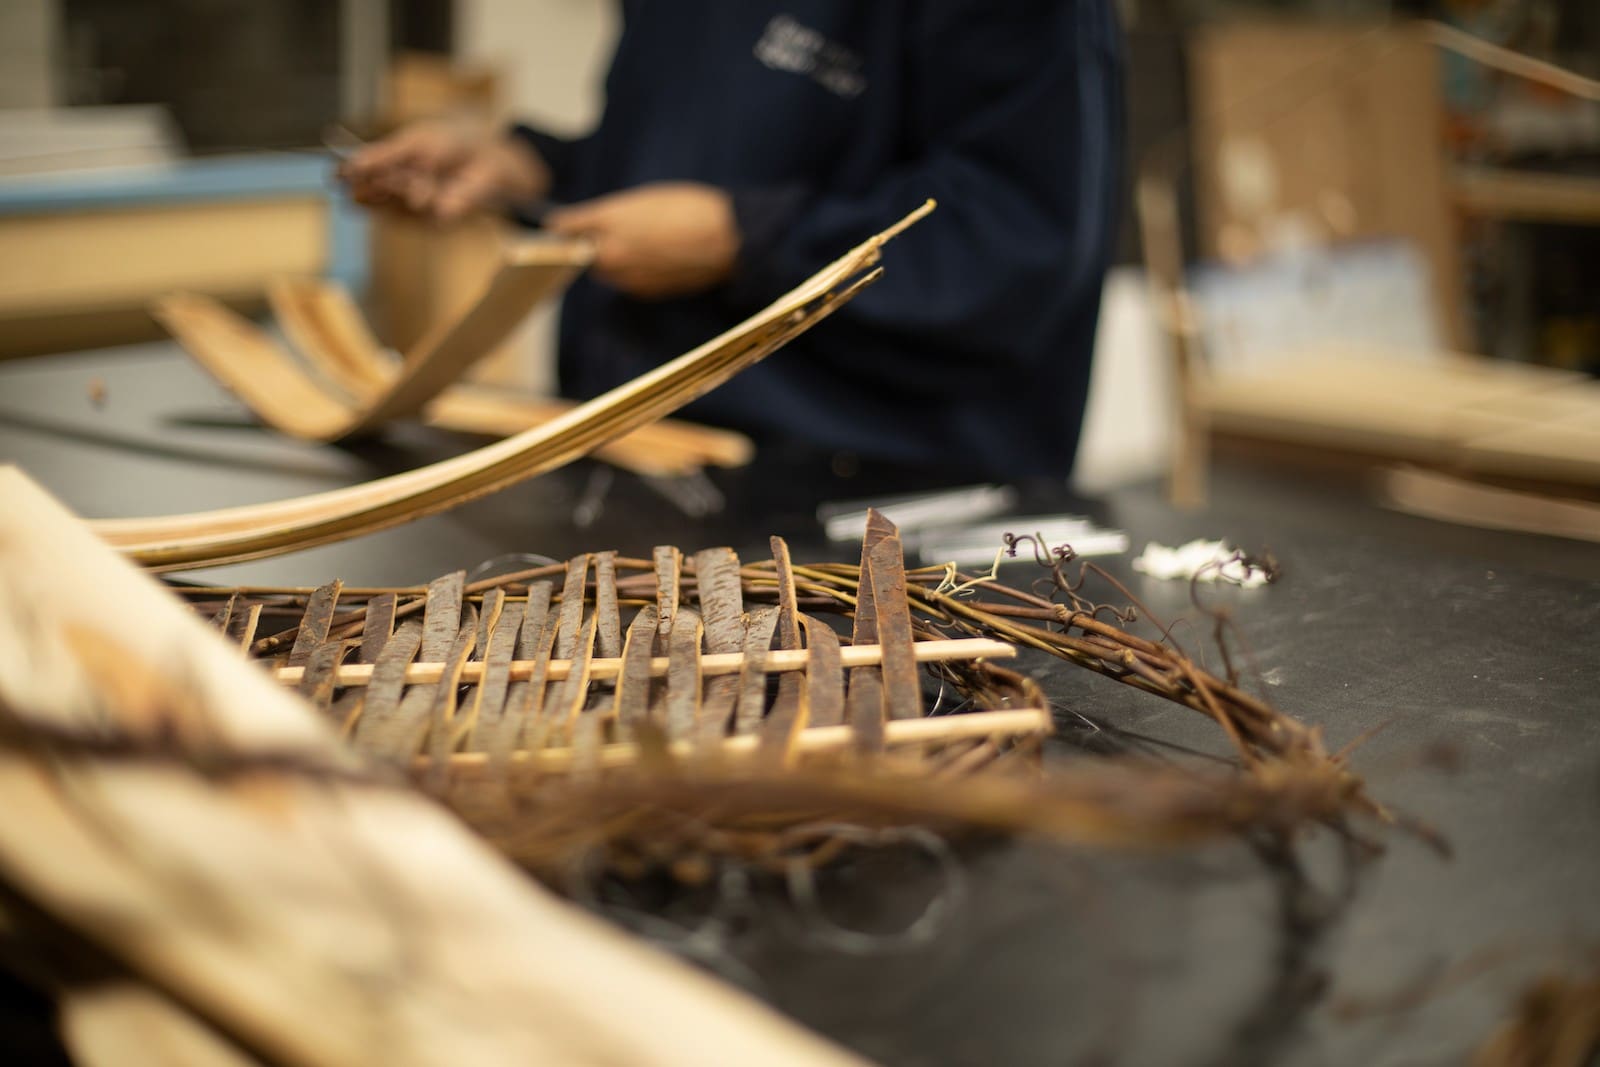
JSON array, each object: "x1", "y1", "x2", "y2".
[
  {"x1": 433, "y1": 157, "x2": 503, "y2": 222},
  {"x1": 340, "y1": 129, "x2": 428, "y2": 181},
  {"x1": 543, "y1": 196, "x2": 619, "y2": 236}
]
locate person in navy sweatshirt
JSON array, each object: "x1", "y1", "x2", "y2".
[{"x1": 343, "y1": 2, "x2": 1124, "y2": 481}]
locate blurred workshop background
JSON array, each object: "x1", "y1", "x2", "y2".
[{"x1": 0, "y1": 0, "x2": 1596, "y2": 527}]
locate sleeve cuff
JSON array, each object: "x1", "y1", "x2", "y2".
[{"x1": 508, "y1": 123, "x2": 573, "y2": 210}]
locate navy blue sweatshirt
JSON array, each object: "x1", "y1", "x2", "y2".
[{"x1": 515, "y1": 1, "x2": 1124, "y2": 479}]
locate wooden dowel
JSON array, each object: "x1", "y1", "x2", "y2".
[
  {"x1": 438, "y1": 707, "x2": 1053, "y2": 776},
  {"x1": 274, "y1": 637, "x2": 1016, "y2": 688}
]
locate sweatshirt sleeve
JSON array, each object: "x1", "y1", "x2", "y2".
[
  {"x1": 508, "y1": 122, "x2": 586, "y2": 205},
  {"x1": 726, "y1": 0, "x2": 1123, "y2": 391}
]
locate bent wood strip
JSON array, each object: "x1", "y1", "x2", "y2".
[
  {"x1": 274, "y1": 637, "x2": 1017, "y2": 688},
  {"x1": 155, "y1": 238, "x2": 591, "y2": 444},
  {"x1": 270, "y1": 276, "x2": 755, "y2": 475},
  {"x1": 99, "y1": 203, "x2": 932, "y2": 570},
  {"x1": 343, "y1": 239, "x2": 593, "y2": 435},
  {"x1": 269, "y1": 275, "x2": 393, "y2": 399},
  {"x1": 0, "y1": 467, "x2": 866, "y2": 1067}
]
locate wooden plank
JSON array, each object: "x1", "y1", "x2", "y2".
[{"x1": 0, "y1": 467, "x2": 865, "y2": 1067}]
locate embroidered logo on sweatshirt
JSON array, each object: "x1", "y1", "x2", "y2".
[{"x1": 753, "y1": 15, "x2": 866, "y2": 98}]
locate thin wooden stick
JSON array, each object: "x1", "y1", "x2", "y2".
[
  {"x1": 437, "y1": 708, "x2": 1053, "y2": 777},
  {"x1": 274, "y1": 636, "x2": 1015, "y2": 688}
]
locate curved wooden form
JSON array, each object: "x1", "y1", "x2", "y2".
[
  {"x1": 153, "y1": 236, "x2": 593, "y2": 443},
  {"x1": 96, "y1": 201, "x2": 936, "y2": 571},
  {"x1": 160, "y1": 291, "x2": 753, "y2": 477}
]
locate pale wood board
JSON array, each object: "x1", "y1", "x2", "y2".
[{"x1": 0, "y1": 466, "x2": 865, "y2": 1067}]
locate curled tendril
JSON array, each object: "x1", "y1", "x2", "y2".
[{"x1": 1004, "y1": 533, "x2": 1140, "y2": 629}]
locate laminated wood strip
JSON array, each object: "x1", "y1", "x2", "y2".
[
  {"x1": 693, "y1": 548, "x2": 744, "y2": 747},
  {"x1": 614, "y1": 606, "x2": 660, "y2": 737},
  {"x1": 348, "y1": 619, "x2": 423, "y2": 751},
  {"x1": 554, "y1": 556, "x2": 589, "y2": 661},
  {"x1": 357, "y1": 592, "x2": 397, "y2": 664},
  {"x1": 867, "y1": 535, "x2": 921, "y2": 721},
  {"x1": 425, "y1": 387, "x2": 754, "y2": 473},
  {"x1": 286, "y1": 580, "x2": 341, "y2": 668},
  {"x1": 733, "y1": 606, "x2": 781, "y2": 737},
  {"x1": 268, "y1": 276, "x2": 392, "y2": 399},
  {"x1": 154, "y1": 238, "x2": 591, "y2": 444},
  {"x1": 801, "y1": 616, "x2": 845, "y2": 729},
  {"x1": 97, "y1": 206, "x2": 928, "y2": 572},
  {"x1": 271, "y1": 272, "x2": 754, "y2": 475},
  {"x1": 664, "y1": 609, "x2": 704, "y2": 742}
]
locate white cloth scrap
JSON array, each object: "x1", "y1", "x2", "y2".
[{"x1": 1131, "y1": 539, "x2": 1271, "y2": 588}]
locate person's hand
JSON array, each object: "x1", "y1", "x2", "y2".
[
  {"x1": 544, "y1": 183, "x2": 741, "y2": 299},
  {"x1": 339, "y1": 121, "x2": 550, "y2": 222}
]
